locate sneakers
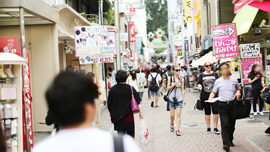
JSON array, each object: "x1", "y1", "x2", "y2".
[
  {"x1": 260, "y1": 112, "x2": 264, "y2": 115},
  {"x1": 151, "y1": 101, "x2": 154, "y2": 107},
  {"x1": 206, "y1": 128, "x2": 211, "y2": 134},
  {"x1": 254, "y1": 112, "x2": 257, "y2": 116},
  {"x1": 265, "y1": 127, "x2": 270, "y2": 134},
  {"x1": 214, "y1": 128, "x2": 220, "y2": 135}
]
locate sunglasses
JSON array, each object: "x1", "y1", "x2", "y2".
[
  {"x1": 205, "y1": 64, "x2": 212, "y2": 68},
  {"x1": 175, "y1": 69, "x2": 180, "y2": 72}
]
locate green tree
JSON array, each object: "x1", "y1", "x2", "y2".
[{"x1": 145, "y1": 0, "x2": 168, "y2": 38}]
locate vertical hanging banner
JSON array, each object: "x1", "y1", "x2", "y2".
[
  {"x1": 129, "y1": 23, "x2": 136, "y2": 45},
  {"x1": 212, "y1": 23, "x2": 238, "y2": 59},
  {"x1": 184, "y1": 40, "x2": 189, "y2": 56},
  {"x1": 184, "y1": 0, "x2": 192, "y2": 23}
]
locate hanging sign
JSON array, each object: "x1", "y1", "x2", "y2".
[
  {"x1": 74, "y1": 26, "x2": 116, "y2": 57},
  {"x1": 184, "y1": 40, "x2": 189, "y2": 56},
  {"x1": 184, "y1": 0, "x2": 192, "y2": 23},
  {"x1": 212, "y1": 23, "x2": 238, "y2": 59},
  {"x1": 129, "y1": 23, "x2": 136, "y2": 45},
  {"x1": 240, "y1": 43, "x2": 260, "y2": 58}
]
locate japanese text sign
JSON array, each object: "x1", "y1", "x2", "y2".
[
  {"x1": 212, "y1": 23, "x2": 238, "y2": 59},
  {"x1": 79, "y1": 54, "x2": 114, "y2": 64},
  {"x1": 130, "y1": 7, "x2": 136, "y2": 15},
  {"x1": 129, "y1": 23, "x2": 136, "y2": 45},
  {"x1": 74, "y1": 26, "x2": 116, "y2": 57},
  {"x1": 242, "y1": 58, "x2": 261, "y2": 83},
  {"x1": 240, "y1": 43, "x2": 260, "y2": 58},
  {"x1": 184, "y1": 40, "x2": 189, "y2": 56}
]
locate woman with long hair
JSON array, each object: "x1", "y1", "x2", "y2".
[
  {"x1": 248, "y1": 64, "x2": 265, "y2": 115},
  {"x1": 167, "y1": 65, "x2": 186, "y2": 136},
  {"x1": 127, "y1": 71, "x2": 139, "y2": 91},
  {"x1": 87, "y1": 72, "x2": 102, "y2": 96},
  {"x1": 198, "y1": 62, "x2": 220, "y2": 134}
]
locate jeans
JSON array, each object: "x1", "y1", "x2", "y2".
[
  {"x1": 219, "y1": 102, "x2": 236, "y2": 146},
  {"x1": 138, "y1": 92, "x2": 144, "y2": 102},
  {"x1": 252, "y1": 89, "x2": 264, "y2": 112},
  {"x1": 117, "y1": 130, "x2": 135, "y2": 138}
]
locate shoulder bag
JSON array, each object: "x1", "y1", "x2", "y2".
[
  {"x1": 232, "y1": 84, "x2": 251, "y2": 119},
  {"x1": 130, "y1": 86, "x2": 140, "y2": 112}
]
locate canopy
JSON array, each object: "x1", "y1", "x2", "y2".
[
  {"x1": 0, "y1": 53, "x2": 26, "y2": 65},
  {"x1": 191, "y1": 52, "x2": 235, "y2": 66},
  {"x1": 249, "y1": 1, "x2": 270, "y2": 13},
  {"x1": 232, "y1": 5, "x2": 259, "y2": 35}
]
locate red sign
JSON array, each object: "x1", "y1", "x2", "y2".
[
  {"x1": 234, "y1": 0, "x2": 253, "y2": 13},
  {"x1": 175, "y1": 45, "x2": 182, "y2": 50},
  {"x1": 0, "y1": 36, "x2": 21, "y2": 55},
  {"x1": 129, "y1": 23, "x2": 136, "y2": 45},
  {"x1": 130, "y1": 7, "x2": 136, "y2": 15}
]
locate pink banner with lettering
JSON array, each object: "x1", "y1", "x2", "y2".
[
  {"x1": 212, "y1": 23, "x2": 238, "y2": 59},
  {"x1": 242, "y1": 58, "x2": 261, "y2": 83}
]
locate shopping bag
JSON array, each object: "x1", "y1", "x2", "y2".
[{"x1": 140, "y1": 119, "x2": 151, "y2": 148}]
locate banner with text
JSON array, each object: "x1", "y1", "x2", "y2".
[
  {"x1": 240, "y1": 43, "x2": 260, "y2": 58},
  {"x1": 129, "y1": 23, "x2": 136, "y2": 45},
  {"x1": 212, "y1": 23, "x2": 238, "y2": 59},
  {"x1": 184, "y1": 0, "x2": 192, "y2": 23},
  {"x1": 242, "y1": 58, "x2": 261, "y2": 84},
  {"x1": 79, "y1": 54, "x2": 114, "y2": 64}
]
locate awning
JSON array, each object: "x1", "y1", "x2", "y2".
[
  {"x1": 201, "y1": 35, "x2": 213, "y2": 51},
  {"x1": 232, "y1": 5, "x2": 259, "y2": 35},
  {"x1": 191, "y1": 52, "x2": 235, "y2": 66},
  {"x1": 249, "y1": 1, "x2": 270, "y2": 13},
  {"x1": 0, "y1": 53, "x2": 26, "y2": 65}
]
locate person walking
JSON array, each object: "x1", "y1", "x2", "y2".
[
  {"x1": 248, "y1": 64, "x2": 265, "y2": 116},
  {"x1": 167, "y1": 65, "x2": 186, "y2": 136},
  {"x1": 148, "y1": 67, "x2": 162, "y2": 108},
  {"x1": 146, "y1": 69, "x2": 151, "y2": 99},
  {"x1": 127, "y1": 71, "x2": 139, "y2": 91},
  {"x1": 136, "y1": 69, "x2": 145, "y2": 102},
  {"x1": 33, "y1": 72, "x2": 140, "y2": 152},
  {"x1": 198, "y1": 62, "x2": 220, "y2": 134},
  {"x1": 108, "y1": 70, "x2": 143, "y2": 138},
  {"x1": 164, "y1": 65, "x2": 174, "y2": 89},
  {"x1": 209, "y1": 63, "x2": 242, "y2": 152}
]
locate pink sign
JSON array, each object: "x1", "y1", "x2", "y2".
[
  {"x1": 212, "y1": 23, "x2": 238, "y2": 59},
  {"x1": 242, "y1": 58, "x2": 261, "y2": 83},
  {"x1": 130, "y1": 7, "x2": 136, "y2": 15}
]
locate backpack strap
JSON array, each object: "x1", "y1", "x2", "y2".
[{"x1": 113, "y1": 134, "x2": 124, "y2": 152}]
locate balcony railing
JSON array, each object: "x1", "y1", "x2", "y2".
[{"x1": 86, "y1": 14, "x2": 109, "y2": 25}]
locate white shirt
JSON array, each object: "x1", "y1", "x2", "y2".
[
  {"x1": 148, "y1": 73, "x2": 162, "y2": 87},
  {"x1": 33, "y1": 128, "x2": 140, "y2": 152},
  {"x1": 179, "y1": 70, "x2": 187, "y2": 78},
  {"x1": 127, "y1": 76, "x2": 139, "y2": 91}
]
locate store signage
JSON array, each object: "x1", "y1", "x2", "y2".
[
  {"x1": 242, "y1": 58, "x2": 261, "y2": 84},
  {"x1": 74, "y1": 26, "x2": 117, "y2": 60},
  {"x1": 0, "y1": 36, "x2": 21, "y2": 55},
  {"x1": 129, "y1": 23, "x2": 136, "y2": 45},
  {"x1": 136, "y1": 34, "x2": 142, "y2": 49},
  {"x1": 240, "y1": 43, "x2": 260, "y2": 58},
  {"x1": 130, "y1": 7, "x2": 136, "y2": 15},
  {"x1": 120, "y1": 33, "x2": 128, "y2": 41},
  {"x1": 184, "y1": 40, "x2": 189, "y2": 56},
  {"x1": 79, "y1": 54, "x2": 114, "y2": 64},
  {"x1": 184, "y1": 0, "x2": 192, "y2": 23},
  {"x1": 212, "y1": 23, "x2": 238, "y2": 59},
  {"x1": 177, "y1": 50, "x2": 183, "y2": 56}
]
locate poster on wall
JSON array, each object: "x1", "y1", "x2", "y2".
[
  {"x1": 266, "y1": 65, "x2": 270, "y2": 84},
  {"x1": 74, "y1": 26, "x2": 116, "y2": 57},
  {"x1": 240, "y1": 43, "x2": 260, "y2": 58},
  {"x1": 79, "y1": 54, "x2": 114, "y2": 64},
  {"x1": 242, "y1": 58, "x2": 261, "y2": 83},
  {"x1": 212, "y1": 23, "x2": 238, "y2": 59}
]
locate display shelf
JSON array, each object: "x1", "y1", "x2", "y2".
[{"x1": 0, "y1": 77, "x2": 17, "y2": 84}]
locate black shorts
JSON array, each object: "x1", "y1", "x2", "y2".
[{"x1": 201, "y1": 98, "x2": 219, "y2": 115}]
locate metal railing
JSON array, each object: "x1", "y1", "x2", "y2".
[{"x1": 86, "y1": 14, "x2": 109, "y2": 25}]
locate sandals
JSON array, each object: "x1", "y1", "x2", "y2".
[
  {"x1": 176, "y1": 130, "x2": 181, "y2": 136},
  {"x1": 170, "y1": 124, "x2": 174, "y2": 132},
  {"x1": 154, "y1": 105, "x2": 159, "y2": 108}
]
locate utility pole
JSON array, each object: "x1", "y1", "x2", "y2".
[
  {"x1": 114, "y1": 0, "x2": 121, "y2": 70},
  {"x1": 191, "y1": 0, "x2": 196, "y2": 54}
]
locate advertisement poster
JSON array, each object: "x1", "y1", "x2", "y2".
[
  {"x1": 266, "y1": 65, "x2": 270, "y2": 84},
  {"x1": 212, "y1": 23, "x2": 238, "y2": 59},
  {"x1": 242, "y1": 58, "x2": 261, "y2": 83},
  {"x1": 240, "y1": 43, "x2": 260, "y2": 58},
  {"x1": 230, "y1": 61, "x2": 236, "y2": 73},
  {"x1": 79, "y1": 54, "x2": 114, "y2": 64},
  {"x1": 74, "y1": 26, "x2": 116, "y2": 57},
  {"x1": 184, "y1": 0, "x2": 192, "y2": 23},
  {"x1": 129, "y1": 23, "x2": 136, "y2": 45}
]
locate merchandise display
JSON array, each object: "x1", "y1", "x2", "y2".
[
  {"x1": 5, "y1": 65, "x2": 15, "y2": 78},
  {"x1": 0, "y1": 64, "x2": 7, "y2": 78}
]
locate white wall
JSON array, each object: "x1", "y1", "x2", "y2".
[{"x1": 130, "y1": 8, "x2": 147, "y2": 47}]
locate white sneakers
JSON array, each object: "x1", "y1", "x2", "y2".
[
  {"x1": 254, "y1": 112, "x2": 257, "y2": 116},
  {"x1": 254, "y1": 112, "x2": 264, "y2": 116},
  {"x1": 260, "y1": 112, "x2": 264, "y2": 116}
]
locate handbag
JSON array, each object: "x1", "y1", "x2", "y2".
[
  {"x1": 194, "y1": 99, "x2": 203, "y2": 110},
  {"x1": 232, "y1": 98, "x2": 251, "y2": 119},
  {"x1": 163, "y1": 76, "x2": 175, "y2": 102},
  {"x1": 130, "y1": 86, "x2": 139, "y2": 112}
]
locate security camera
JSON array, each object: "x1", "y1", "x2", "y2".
[
  {"x1": 259, "y1": 20, "x2": 266, "y2": 27},
  {"x1": 64, "y1": 47, "x2": 70, "y2": 54},
  {"x1": 64, "y1": 39, "x2": 69, "y2": 44}
]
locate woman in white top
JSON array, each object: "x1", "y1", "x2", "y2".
[{"x1": 127, "y1": 71, "x2": 139, "y2": 91}]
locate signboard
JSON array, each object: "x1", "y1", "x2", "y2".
[
  {"x1": 0, "y1": 36, "x2": 21, "y2": 55},
  {"x1": 129, "y1": 23, "x2": 136, "y2": 45},
  {"x1": 74, "y1": 26, "x2": 116, "y2": 57},
  {"x1": 184, "y1": 40, "x2": 189, "y2": 56},
  {"x1": 240, "y1": 43, "x2": 260, "y2": 58},
  {"x1": 184, "y1": 0, "x2": 192, "y2": 23},
  {"x1": 130, "y1": 7, "x2": 136, "y2": 15},
  {"x1": 242, "y1": 58, "x2": 261, "y2": 83},
  {"x1": 177, "y1": 50, "x2": 183, "y2": 56},
  {"x1": 136, "y1": 34, "x2": 142, "y2": 49},
  {"x1": 79, "y1": 54, "x2": 114, "y2": 64},
  {"x1": 212, "y1": 23, "x2": 238, "y2": 59},
  {"x1": 120, "y1": 33, "x2": 128, "y2": 41}
]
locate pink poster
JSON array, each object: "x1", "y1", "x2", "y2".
[
  {"x1": 212, "y1": 23, "x2": 238, "y2": 59},
  {"x1": 242, "y1": 58, "x2": 261, "y2": 83}
]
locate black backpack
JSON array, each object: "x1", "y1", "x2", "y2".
[
  {"x1": 261, "y1": 86, "x2": 270, "y2": 104},
  {"x1": 149, "y1": 74, "x2": 159, "y2": 92}
]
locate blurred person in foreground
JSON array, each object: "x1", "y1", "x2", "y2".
[
  {"x1": 108, "y1": 70, "x2": 143, "y2": 138},
  {"x1": 0, "y1": 113, "x2": 6, "y2": 152},
  {"x1": 33, "y1": 72, "x2": 140, "y2": 152}
]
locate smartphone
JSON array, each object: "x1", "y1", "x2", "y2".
[{"x1": 256, "y1": 75, "x2": 260, "y2": 78}]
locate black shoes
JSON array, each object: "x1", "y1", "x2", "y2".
[
  {"x1": 214, "y1": 128, "x2": 220, "y2": 135},
  {"x1": 223, "y1": 145, "x2": 230, "y2": 152},
  {"x1": 265, "y1": 127, "x2": 270, "y2": 134},
  {"x1": 229, "y1": 142, "x2": 234, "y2": 147},
  {"x1": 151, "y1": 101, "x2": 154, "y2": 107},
  {"x1": 206, "y1": 128, "x2": 211, "y2": 134}
]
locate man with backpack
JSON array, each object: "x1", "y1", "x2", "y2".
[{"x1": 148, "y1": 66, "x2": 162, "y2": 108}]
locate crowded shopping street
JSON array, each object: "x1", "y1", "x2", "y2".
[{"x1": 2, "y1": 0, "x2": 270, "y2": 152}]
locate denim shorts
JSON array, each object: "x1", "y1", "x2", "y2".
[
  {"x1": 150, "y1": 89, "x2": 160, "y2": 97},
  {"x1": 168, "y1": 99, "x2": 183, "y2": 109}
]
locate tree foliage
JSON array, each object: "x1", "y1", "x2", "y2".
[{"x1": 145, "y1": 0, "x2": 168, "y2": 38}]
